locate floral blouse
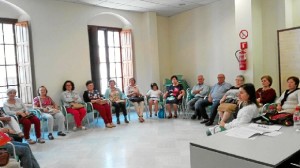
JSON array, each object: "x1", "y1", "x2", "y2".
[{"x1": 33, "y1": 96, "x2": 56, "y2": 108}]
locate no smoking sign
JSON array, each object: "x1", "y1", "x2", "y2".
[{"x1": 239, "y1": 30, "x2": 248, "y2": 39}]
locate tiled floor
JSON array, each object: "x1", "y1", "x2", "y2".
[{"x1": 30, "y1": 112, "x2": 208, "y2": 168}]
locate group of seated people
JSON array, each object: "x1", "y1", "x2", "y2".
[
  {"x1": 1, "y1": 73, "x2": 299, "y2": 167},
  {"x1": 187, "y1": 74, "x2": 300, "y2": 131}
]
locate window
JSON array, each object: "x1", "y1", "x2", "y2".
[
  {"x1": 88, "y1": 26, "x2": 133, "y2": 94},
  {"x1": 0, "y1": 19, "x2": 33, "y2": 106}
]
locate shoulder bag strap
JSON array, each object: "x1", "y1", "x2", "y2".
[{"x1": 281, "y1": 88, "x2": 299, "y2": 106}]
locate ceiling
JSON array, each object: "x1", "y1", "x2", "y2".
[{"x1": 52, "y1": 0, "x2": 220, "y2": 17}]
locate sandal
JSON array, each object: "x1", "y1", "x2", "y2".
[
  {"x1": 167, "y1": 113, "x2": 172, "y2": 119},
  {"x1": 37, "y1": 138, "x2": 45, "y2": 143},
  {"x1": 26, "y1": 139, "x2": 36, "y2": 145},
  {"x1": 106, "y1": 123, "x2": 113, "y2": 128},
  {"x1": 139, "y1": 116, "x2": 144, "y2": 123},
  {"x1": 174, "y1": 114, "x2": 177, "y2": 118}
]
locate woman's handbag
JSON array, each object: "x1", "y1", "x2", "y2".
[
  {"x1": 71, "y1": 103, "x2": 84, "y2": 109},
  {"x1": 129, "y1": 96, "x2": 144, "y2": 103},
  {"x1": 0, "y1": 149, "x2": 9, "y2": 166},
  {"x1": 252, "y1": 111, "x2": 293, "y2": 126},
  {"x1": 0, "y1": 132, "x2": 10, "y2": 167},
  {"x1": 25, "y1": 113, "x2": 35, "y2": 118}
]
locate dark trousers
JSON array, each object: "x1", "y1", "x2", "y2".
[
  {"x1": 195, "y1": 99, "x2": 220, "y2": 122},
  {"x1": 112, "y1": 102, "x2": 127, "y2": 118}
]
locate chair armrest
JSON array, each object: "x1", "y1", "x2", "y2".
[
  {"x1": 0, "y1": 121, "x2": 4, "y2": 128},
  {"x1": 60, "y1": 105, "x2": 68, "y2": 116},
  {"x1": 29, "y1": 109, "x2": 42, "y2": 120}
]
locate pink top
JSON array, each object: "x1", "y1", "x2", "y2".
[{"x1": 33, "y1": 96, "x2": 56, "y2": 108}]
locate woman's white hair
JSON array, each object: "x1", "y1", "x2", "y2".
[{"x1": 6, "y1": 88, "x2": 17, "y2": 95}]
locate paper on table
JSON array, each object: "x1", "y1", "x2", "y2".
[
  {"x1": 248, "y1": 123, "x2": 282, "y2": 131},
  {"x1": 225, "y1": 124, "x2": 282, "y2": 139},
  {"x1": 264, "y1": 131, "x2": 282, "y2": 137},
  {"x1": 225, "y1": 127, "x2": 261, "y2": 139}
]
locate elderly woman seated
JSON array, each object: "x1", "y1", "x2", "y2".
[
  {"x1": 33, "y1": 86, "x2": 66, "y2": 140},
  {"x1": 105, "y1": 79, "x2": 129, "y2": 125},
  {"x1": 3, "y1": 88, "x2": 45, "y2": 144},
  {"x1": 84, "y1": 80, "x2": 115, "y2": 128},
  {"x1": 255, "y1": 75, "x2": 276, "y2": 107},
  {"x1": 125, "y1": 78, "x2": 145, "y2": 123},
  {"x1": 275, "y1": 76, "x2": 300, "y2": 113},
  {"x1": 61, "y1": 80, "x2": 87, "y2": 131},
  {"x1": 163, "y1": 75, "x2": 185, "y2": 119}
]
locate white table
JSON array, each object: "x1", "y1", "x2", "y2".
[{"x1": 190, "y1": 126, "x2": 300, "y2": 168}]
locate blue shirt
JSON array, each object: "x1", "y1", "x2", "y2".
[{"x1": 210, "y1": 82, "x2": 232, "y2": 101}]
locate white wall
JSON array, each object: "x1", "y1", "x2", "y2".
[
  {"x1": 293, "y1": 0, "x2": 300, "y2": 26},
  {"x1": 0, "y1": 1, "x2": 20, "y2": 18},
  {"x1": 157, "y1": 16, "x2": 171, "y2": 88},
  {"x1": 88, "y1": 14, "x2": 124, "y2": 28},
  {"x1": 169, "y1": 0, "x2": 237, "y2": 86}
]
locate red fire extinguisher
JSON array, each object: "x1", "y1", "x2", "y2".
[{"x1": 235, "y1": 50, "x2": 247, "y2": 70}]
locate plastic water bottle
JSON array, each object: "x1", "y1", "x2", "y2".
[{"x1": 293, "y1": 106, "x2": 300, "y2": 132}]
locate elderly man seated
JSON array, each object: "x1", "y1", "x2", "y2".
[
  {"x1": 189, "y1": 75, "x2": 210, "y2": 120},
  {"x1": 196, "y1": 74, "x2": 232, "y2": 126}
]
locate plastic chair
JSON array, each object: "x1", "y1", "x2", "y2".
[
  {"x1": 183, "y1": 88, "x2": 195, "y2": 119},
  {"x1": 144, "y1": 94, "x2": 164, "y2": 117},
  {"x1": 108, "y1": 99, "x2": 131, "y2": 121},
  {"x1": 29, "y1": 108, "x2": 47, "y2": 138},
  {"x1": 85, "y1": 102, "x2": 100, "y2": 127},
  {"x1": 0, "y1": 142, "x2": 21, "y2": 168},
  {"x1": 163, "y1": 96, "x2": 185, "y2": 118},
  {"x1": 3, "y1": 109, "x2": 40, "y2": 138},
  {"x1": 60, "y1": 100, "x2": 89, "y2": 131},
  {"x1": 126, "y1": 96, "x2": 149, "y2": 119}
]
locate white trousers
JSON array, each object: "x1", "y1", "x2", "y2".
[
  {"x1": 42, "y1": 112, "x2": 65, "y2": 134},
  {"x1": 3, "y1": 116, "x2": 22, "y2": 134},
  {"x1": 132, "y1": 101, "x2": 145, "y2": 117}
]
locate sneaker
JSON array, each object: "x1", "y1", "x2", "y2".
[
  {"x1": 200, "y1": 119, "x2": 209, "y2": 124},
  {"x1": 80, "y1": 126, "x2": 86, "y2": 130},
  {"x1": 73, "y1": 127, "x2": 77, "y2": 131},
  {"x1": 205, "y1": 121, "x2": 214, "y2": 126},
  {"x1": 57, "y1": 131, "x2": 66, "y2": 136},
  {"x1": 37, "y1": 138, "x2": 45, "y2": 143},
  {"x1": 48, "y1": 133, "x2": 54, "y2": 140},
  {"x1": 26, "y1": 139, "x2": 36, "y2": 145},
  {"x1": 206, "y1": 126, "x2": 226, "y2": 136},
  {"x1": 117, "y1": 118, "x2": 120, "y2": 124}
]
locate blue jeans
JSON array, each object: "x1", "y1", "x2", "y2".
[
  {"x1": 195, "y1": 99, "x2": 220, "y2": 122},
  {"x1": 5, "y1": 141, "x2": 40, "y2": 168}
]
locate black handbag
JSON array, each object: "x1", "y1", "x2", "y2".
[{"x1": 129, "y1": 96, "x2": 144, "y2": 102}]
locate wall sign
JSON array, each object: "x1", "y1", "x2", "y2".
[{"x1": 239, "y1": 30, "x2": 248, "y2": 39}]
